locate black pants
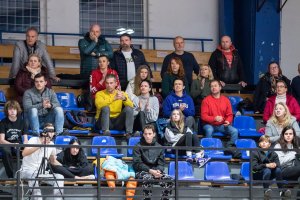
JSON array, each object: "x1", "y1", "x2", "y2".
[
  {"x1": 0, "y1": 147, "x2": 15, "y2": 178},
  {"x1": 174, "y1": 132, "x2": 199, "y2": 155},
  {"x1": 51, "y1": 165, "x2": 93, "y2": 178},
  {"x1": 134, "y1": 111, "x2": 156, "y2": 132},
  {"x1": 282, "y1": 166, "x2": 300, "y2": 181}
]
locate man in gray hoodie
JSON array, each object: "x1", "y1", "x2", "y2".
[
  {"x1": 9, "y1": 27, "x2": 59, "y2": 81},
  {"x1": 23, "y1": 73, "x2": 64, "y2": 136}
]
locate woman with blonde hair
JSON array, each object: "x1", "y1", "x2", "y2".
[
  {"x1": 190, "y1": 64, "x2": 214, "y2": 115},
  {"x1": 265, "y1": 102, "x2": 300, "y2": 144},
  {"x1": 126, "y1": 65, "x2": 151, "y2": 101},
  {"x1": 164, "y1": 109, "x2": 205, "y2": 166},
  {"x1": 161, "y1": 57, "x2": 189, "y2": 98}
]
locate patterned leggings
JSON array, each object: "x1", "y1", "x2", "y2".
[{"x1": 136, "y1": 171, "x2": 174, "y2": 200}]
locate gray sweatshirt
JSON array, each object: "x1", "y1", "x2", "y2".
[
  {"x1": 10, "y1": 40, "x2": 55, "y2": 79},
  {"x1": 274, "y1": 143, "x2": 296, "y2": 169},
  {"x1": 265, "y1": 116, "x2": 300, "y2": 143},
  {"x1": 133, "y1": 95, "x2": 159, "y2": 123}
]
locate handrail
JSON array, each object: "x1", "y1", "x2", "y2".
[{"x1": 0, "y1": 31, "x2": 213, "y2": 51}]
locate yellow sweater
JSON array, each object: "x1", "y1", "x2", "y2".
[{"x1": 95, "y1": 90, "x2": 133, "y2": 119}]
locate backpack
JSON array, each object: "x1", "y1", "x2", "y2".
[{"x1": 64, "y1": 110, "x2": 94, "y2": 130}]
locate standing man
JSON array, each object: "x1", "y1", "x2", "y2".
[
  {"x1": 78, "y1": 24, "x2": 113, "y2": 81},
  {"x1": 160, "y1": 36, "x2": 199, "y2": 86},
  {"x1": 95, "y1": 74, "x2": 136, "y2": 138},
  {"x1": 201, "y1": 80, "x2": 238, "y2": 145},
  {"x1": 163, "y1": 78, "x2": 195, "y2": 129},
  {"x1": 111, "y1": 33, "x2": 150, "y2": 90},
  {"x1": 9, "y1": 27, "x2": 59, "y2": 81},
  {"x1": 23, "y1": 73, "x2": 64, "y2": 136},
  {"x1": 209, "y1": 35, "x2": 247, "y2": 87},
  {"x1": 20, "y1": 123, "x2": 64, "y2": 200}
]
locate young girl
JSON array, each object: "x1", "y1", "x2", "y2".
[
  {"x1": 265, "y1": 102, "x2": 300, "y2": 144},
  {"x1": 133, "y1": 80, "x2": 159, "y2": 131},
  {"x1": 126, "y1": 65, "x2": 151, "y2": 101},
  {"x1": 52, "y1": 138, "x2": 94, "y2": 179},
  {"x1": 275, "y1": 126, "x2": 300, "y2": 197},
  {"x1": 164, "y1": 109, "x2": 205, "y2": 166},
  {"x1": 190, "y1": 64, "x2": 214, "y2": 115},
  {"x1": 90, "y1": 55, "x2": 120, "y2": 98},
  {"x1": 161, "y1": 57, "x2": 189, "y2": 98}
]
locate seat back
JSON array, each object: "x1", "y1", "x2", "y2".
[
  {"x1": 240, "y1": 162, "x2": 250, "y2": 181},
  {"x1": 127, "y1": 137, "x2": 141, "y2": 157},
  {"x1": 168, "y1": 161, "x2": 195, "y2": 180},
  {"x1": 91, "y1": 136, "x2": 121, "y2": 157},
  {"x1": 200, "y1": 138, "x2": 224, "y2": 155},
  {"x1": 227, "y1": 96, "x2": 243, "y2": 113},
  {"x1": 0, "y1": 112, "x2": 5, "y2": 121},
  {"x1": 235, "y1": 139, "x2": 257, "y2": 159},
  {"x1": 55, "y1": 135, "x2": 76, "y2": 145},
  {"x1": 204, "y1": 161, "x2": 231, "y2": 181},
  {"x1": 233, "y1": 116, "x2": 256, "y2": 131},
  {"x1": 56, "y1": 92, "x2": 79, "y2": 109},
  {"x1": 0, "y1": 90, "x2": 6, "y2": 103}
]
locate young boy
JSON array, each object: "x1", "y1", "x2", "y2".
[{"x1": 252, "y1": 135, "x2": 289, "y2": 199}]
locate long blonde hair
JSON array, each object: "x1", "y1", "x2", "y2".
[
  {"x1": 198, "y1": 64, "x2": 214, "y2": 80},
  {"x1": 270, "y1": 102, "x2": 292, "y2": 127},
  {"x1": 170, "y1": 109, "x2": 185, "y2": 133}
]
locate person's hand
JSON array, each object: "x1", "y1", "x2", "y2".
[
  {"x1": 115, "y1": 91, "x2": 125, "y2": 101},
  {"x1": 91, "y1": 52, "x2": 96, "y2": 56},
  {"x1": 223, "y1": 120, "x2": 230, "y2": 127},
  {"x1": 220, "y1": 81, "x2": 226, "y2": 87},
  {"x1": 43, "y1": 98, "x2": 51, "y2": 109},
  {"x1": 149, "y1": 169, "x2": 162, "y2": 178},
  {"x1": 179, "y1": 103, "x2": 186, "y2": 111},
  {"x1": 214, "y1": 116, "x2": 223, "y2": 122},
  {"x1": 145, "y1": 99, "x2": 150, "y2": 111},
  {"x1": 53, "y1": 76, "x2": 60, "y2": 82},
  {"x1": 99, "y1": 72, "x2": 107, "y2": 85},
  {"x1": 239, "y1": 81, "x2": 247, "y2": 87},
  {"x1": 89, "y1": 32, "x2": 98, "y2": 42}
]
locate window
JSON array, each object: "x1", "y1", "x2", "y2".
[
  {"x1": 0, "y1": 0, "x2": 40, "y2": 32},
  {"x1": 80, "y1": 0, "x2": 144, "y2": 36}
]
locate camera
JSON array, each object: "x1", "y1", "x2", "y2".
[{"x1": 41, "y1": 128, "x2": 55, "y2": 137}]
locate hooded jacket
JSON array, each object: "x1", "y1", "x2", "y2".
[
  {"x1": 133, "y1": 137, "x2": 165, "y2": 173},
  {"x1": 162, "y1": 91, "x2": 195, "y2": 118},
  {"x1": 252, "y1": 150, "x2": 280, "y2": 173},
  {"x1": 208, "y1": 45, "x2": 244, "y2": 84},
  {"x1": 78, "y1": 33, "x2": 113, "y2": 80},
  {"x1": 164, "y1": 121, "x2": 193, "y2": 146}
]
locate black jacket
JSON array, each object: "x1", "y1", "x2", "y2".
[
  {"x1": 56, "y1": 149, "x2": 89, "y2": 168},
  {"x1": 252, "y1": 150, "x2": 280, "y2": 173},
  {"x1": 111, "y1": 47, "x2": 150, "y2": 90},
  {"x1": 133, "y1": 137, "x2": 165, "y2": 173},
  {"x1": 208, "y1": 48, "x2": 244, "y2": 84}
]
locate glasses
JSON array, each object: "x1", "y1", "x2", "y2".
[
  {"x1": 284, "y1": 132, "x2": 293, "y2": 136},
  {"x1": 276, "y1": 85, "x2": 286, "y2": 88}
]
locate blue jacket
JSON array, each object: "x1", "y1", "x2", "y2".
[{"x1": 162, "y1": 91, "x2": 195, "y2": 118}]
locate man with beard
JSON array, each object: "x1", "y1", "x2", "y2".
[
  {"x1": 78, "y1": 24, "x2": 113, "y2": 81},
  {"x1": 111, "y1": 33, "x2": 150, "y2": 90}
]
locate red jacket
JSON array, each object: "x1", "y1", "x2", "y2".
[
  {"x1": 263, "y1": 94, "x2": 300, "y2": 123},
  {"x1": 90, "y1": 68, "x2": 120, "y2": 98},
  {"x1": 201, "y1": 95, "x2": 233, "y2": 126}
]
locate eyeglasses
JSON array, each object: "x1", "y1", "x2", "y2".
[
  {"x1": 276, "y1": 85, "x2": 286, "y2": 88},
  {"x1": 284, "y1": 132, "x2": 293, "y2": 136}
]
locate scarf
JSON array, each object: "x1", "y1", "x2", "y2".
[{"x1": 26, "y1": 66, "x2": 41, "y2": 79}]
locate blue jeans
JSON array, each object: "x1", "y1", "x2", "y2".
[
  {"x1": 203, "y1": 124, "x2": 238, "y2": 144},
  {"x1": 253, "y1": 167, "x2": 283, "y2": 189},
  {"x1": 26, "y1": 107, "x2": 64, "y2": 136}
]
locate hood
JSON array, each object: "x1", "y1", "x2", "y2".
[
  {"x1": 140, "y1": 136, "x2": 157, "y2": 146},
  {"x1": 170, "y1": 90, "x2": 188, "y2": 98},
  {"x1": 217, "y1": 44, "x2": 236, "y2": 53}
]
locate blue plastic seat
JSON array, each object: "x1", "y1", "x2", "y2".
[
  {"x1": 91, "y1": 136, "x2": 123, "y2": 158},
  {"x1": 99, "y1": 130, "x2": 126, "y2": 135},
  {"x1": 200, "y1": 138, "x2": 232, "y2": 160},
  {"x1": 55, "y1": 135, "x2": 76, "y2": 145},
  {"x1": 0, "y1": 90, "x2": 6, "y2": 103},
  {"x1": 235, "y1": 139, "x2": 257, "y2": 159},
  {"x1": 127, "y1": 137, "x2": 141, "y2": 157},
  {"x1": 204, "y1": 161, "x2": 236, "y2": 183},
  {"x1": 168, "y1": 161, "x2": 200, "y2": 180},
  {"x1": 227, "y1": 96, "x2": 243, "y2": 114},
  {"x1": 233, "y1": 116, "x2": 262, "y2": 137},
  {"x1": 240, "y1": 162, "x2": 250, "y2": 181},
  {"x1": 56, "y1": 92, "x2": 84, "y2": 111},
  {"x1": 68, "y1": 130, "x2": 90, "y2": 135},
  {"x1": 0, "y1": 112, "x2": 5, "y2": 121}
]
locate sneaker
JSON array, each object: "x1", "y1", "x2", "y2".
[
  {"x1": 87, "y1": 175, "x2": 95, "y2": 180},
  {"x1": 133, "y1": 131, "x2": 141, "y2": 137},
  {"x1": 103, "y1": 130, "x2": 111, "y2": 136},
  {"x1": 280, "y1": 189, "x2": 291, "y2": 199},
  {"x1": 186, "y1": 156, "x2": 193, "y2": 164},
  {"x1": 196, "y1": 157, "x2": 211, "y2": 168},
  {"x1": 264, "y1": 188, "x2": 272, "y2": 200}
]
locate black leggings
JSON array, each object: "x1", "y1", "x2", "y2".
[
  {"x1": 282, "y1": 166, "x2": 300, "y2": 181},
  {"x1": 51, "y1": 165, "x2": 93, "y2": 178},
  {"x1": 174, "y1": 132, "x2": 199, "y2": 155}
]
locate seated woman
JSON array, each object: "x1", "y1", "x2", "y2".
[
  {"x1": 265, "y1": 102, "x2": 300, "y2": 144},
  {"x1": 190, "y1": 64, "x2": 214, "y2": 115},
  {"x1": 164, "y1": 109, "x2": 206, "y2": 166},
  {"x1": 15, "y1": 53, "x2": 51, "y2": 104},
  {"x1": 126, "y1": 65, "x2": 151, "y2": 101},
  {"x1": 253, "y1": 61, "x2": 291, "y2": 114},
  {"x1": 52, "y1": 138, "x2": 94, "y2": 179},
  {"x1": 161, "y1": 57, "x2": 189, "y2": 98},
  {"x1": 133, "y1": 80, "x2": 159, "y2": 131},
  {"x1": 275, "y1": 126, "x2": 300, "y2": 197},
  {"x1": 90, "y1": 55, "x2": 120, "y2": 98}
]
